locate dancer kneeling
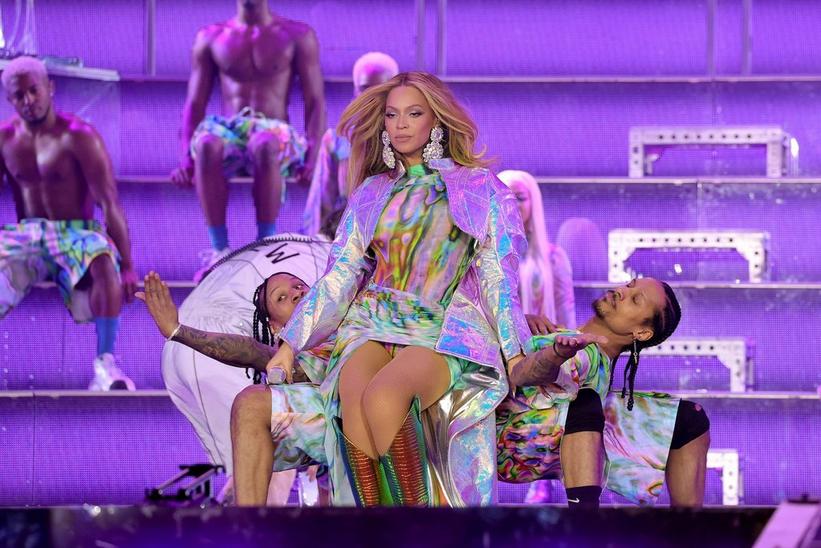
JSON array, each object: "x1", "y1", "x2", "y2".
[
  {"x1": 266, "y1": 72, "x2": 531, "y2": 507},
  {"x1": 498, "y1": 278, "x2": 710, "y2": 509}
]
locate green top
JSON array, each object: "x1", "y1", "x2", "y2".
[{"x1": 406, "y1": 163, "x2": 427, "y2": 177}]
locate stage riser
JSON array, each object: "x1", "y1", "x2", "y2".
[
  {"x1": 0, "y1": 395, "x2": 208, "y2": 507},
  {"x1": 0, "y1": 394, "x2": 817, "y2": 507},
  {"x1": 2, "y1": 181, "x2": 819, "y2": 282},
  {"x1": 0, "y1": 0, "x2": 818, "y2": 517},
  {"x1": 15, "y1": 0, "x2": 821, "y2": 77},
  {"x1": 4, "y1": 1, "x2": 821, "y2": 177},
  {"x1": 14, "y1": 1, "x2": 821, "y2": 76},
  {"x1": 2, "y1": 285, "x2": 817, "y2": 392},
  {"x1": 4, "y1": 80, "x2": 821, "y2": 179}
]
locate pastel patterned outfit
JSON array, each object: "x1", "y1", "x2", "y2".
[
  {"x1": 0, "y1": 219, "x2": 120, "y2": 322},
  {"x1": 496, "y1": 331, "x2": 680, "y2": 505},
  {"x1": 302, "y1": 128, "x2": 351, "y2": 236},
  {"x1": 191, "y1": 107, "x2": 307, "y2": 180},
  {"x1": 268, "y1": 347, "x2": 686, "y2": 505},
  {"x1": 266, "y1": 342, "x2": 334, "y2": 472},
  {"x1": 280, "y1": 158, "x2": 531, "y2": 506}
]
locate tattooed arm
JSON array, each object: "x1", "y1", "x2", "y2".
[
  {"x1": 136, "y1": 271, "x2": 277, "y2": 372},
  {"x1": 171, "y1": 325, "x2": 276, "y2": 371},
  {"x1": 509, "y1": 332, "x2": 608, "y2": 387}
]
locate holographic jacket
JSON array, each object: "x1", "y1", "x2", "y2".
[
  {"x1": 282, "y1": 157, "x2": 531, "y2": 369},
  {"x1": 280, "y1": 158, "x2": 533, "y2": 505}
]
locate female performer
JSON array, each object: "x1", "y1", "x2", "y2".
[
  {"x1": 265, "y1": 72, "x2": 531, "y2": 507},
  {"x1": 498, "y1": 169, "x2": 576, "y2": 329}
]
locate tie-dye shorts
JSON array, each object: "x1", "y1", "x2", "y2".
[
  {"x1": 191, "y1": 107, "x2": 307, "y2": 180},
  {"x1": 268, "y1": 382, "x2": 328, "y2": 471},
  {"x1": 0, "y1": 218, "x2": 120, "y2": 322},
  {"x1": 496, "y1": 389, "x2": 680, "y2": 505}
]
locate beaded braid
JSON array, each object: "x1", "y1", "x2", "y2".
[
  {"x1": 612, "y1": 282, "x2": 682, "y2": 411},
  {"x1": 621, "y1": 340, "x2": 640, "y2": 410},
  {"x1": 248, "y1": 277, "x2": 273, "y2": 384}
]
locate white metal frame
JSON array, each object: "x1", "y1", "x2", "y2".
[
  {"x1": 608, "y1": 229, "x2": 770, "y2": 283},
  {"x1": 629, "y1": 126, "x2": 797, "y2": 178},
  {"x1": 707, "y1": 449, "x2": 742, "y2": 506},
  {"x1": 642, "y1": 338, "x2": 753, "y2": 392}
]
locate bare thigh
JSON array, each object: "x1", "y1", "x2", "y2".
[
  {"x1": 336, "y1": 341, "x2": 393, "y2": 456},
  {"x1": 365, "y1": 346, "x2": 452, "y2": 411},
  {"x1": 362, "y1": 346, "x2": 452, "y2": 454}
]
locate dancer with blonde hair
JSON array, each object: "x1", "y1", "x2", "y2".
[
  {"x1": 498, "y1": 170, "x2": 575, "y2": 329},
  {"x1": 266, "y1": 72, "x2": 531, "y2": 507}
]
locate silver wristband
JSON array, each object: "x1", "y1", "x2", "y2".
[{"x1": 167, "y1": 324, "x2": 182, "y2": 341}]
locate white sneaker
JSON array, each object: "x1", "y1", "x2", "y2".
[
  {"x1": 88, "y1": 353, "x2": 136, "y2": 391},
  {"x1": 193, "y1": 247, "x2": 232, "y2": 283}
]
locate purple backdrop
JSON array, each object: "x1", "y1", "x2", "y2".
[{"x1": 0, "y1": 0, "x2": 818, "y2": 508}]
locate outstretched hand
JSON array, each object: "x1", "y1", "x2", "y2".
[
  {"x1": 134, "y1": 271, "x2": 179, "y2": 339},
  {"x1": 552, "y1": 332, "x2": 609, "y2": 359},
  {"x1": 265, "y1": 342, "x2": 295, "y2": 384}
]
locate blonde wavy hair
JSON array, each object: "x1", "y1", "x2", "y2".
[
  {"x1": 498, "y1": 170, "x2": 556, "y2": 319},
  {"x1": 337, "y1": 71, "x2": 488, "y2": 190}
]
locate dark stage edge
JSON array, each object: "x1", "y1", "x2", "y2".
[{"x1": 1, "y1": 506, "x2": 773, "y2": 547}]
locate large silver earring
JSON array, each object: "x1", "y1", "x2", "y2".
[
  {"x1": 422, "y1": 125, "x2": 445, "y2": 165},
  {"x1": 381, "y1": 130, "x2": 396, "y2": 169}
]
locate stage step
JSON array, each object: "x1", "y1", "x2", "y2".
[
  {"x1": 10, "y1": 76, "x2": 821, "y2": 179},
  {"x1": 2, "y1": 282, "x2": 818, "y2": 392},
  {"x1": 0, "y1": 391, "x2": 207, "y2": 507},
  {"x1": 1, "y1": 391, "x2": 818, "y2": 507},
  {"x1": 3, "y1": 178, "x2": 818, "y2": 283}
]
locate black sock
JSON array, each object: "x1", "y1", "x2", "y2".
[{"x1": 565, "y1": 485, "x2": 602, "y2": 510}]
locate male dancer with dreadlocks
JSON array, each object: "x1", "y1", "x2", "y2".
[
  {"x1": 498, "y1": 277, "x2": 710, "y2": 508},
  {"x1": 137, "y1": 234, "x2": 331, "y2": 504}
]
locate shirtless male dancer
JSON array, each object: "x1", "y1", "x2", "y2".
[
  {"x1": 0, "y1": 56, "x2": 137, "y2": 390},
  {"x1": 171, "y1": 0, "x2": 326, "y2": 279}
]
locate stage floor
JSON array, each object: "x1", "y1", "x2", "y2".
[{"x1": 1, "y1": 505, "x2": 775, "y2": 547}]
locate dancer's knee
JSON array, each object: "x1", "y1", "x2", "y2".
[
  {"x1": 231, "y1": 384, "x2": 272, "y2": 431},
  {"x1": 564, "y1": 388, "x2": 605, "y2": 435},
  {"x1": 671, "y1": 400, "x2": 710, "y2": 450}
]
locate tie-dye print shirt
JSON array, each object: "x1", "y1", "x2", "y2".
[
  {"x1": 369, "y1": 163, "x2": 474, "y2": 306},
  {"x1": 496, "y1": 332, "x2": 611, "y2": 484},
  {"x1": 503, "y1": 331, "x2": 611, "y2": 418}
]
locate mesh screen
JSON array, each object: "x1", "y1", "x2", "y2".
[
  {"x1": 445, "y1": 0, "x2": 709, "y2": 75},
  {"x1": 542, "y1": 182, "x2": 821, "y2": 282}
]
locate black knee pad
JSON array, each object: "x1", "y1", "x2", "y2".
[
  {"x1": 671, "y1": 400, "x2": 710, "y2": 450},
  {"x1": 564, "y1": 388, "x2": 605, "y2": 435}
]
